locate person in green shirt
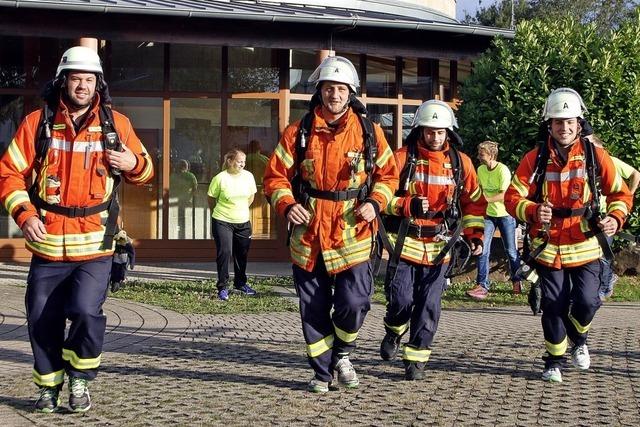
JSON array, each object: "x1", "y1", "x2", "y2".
[
  {"x1": 467, "y1": 141, "x2": 523, "y2": 299},
  {"x1": 207, "y1": 148, "x2": 258, "y2": 301},
  {"x1": 170, "y1": 159, "x2": 198, "y2": 239}
]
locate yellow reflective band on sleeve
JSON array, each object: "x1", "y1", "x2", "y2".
[
  {"x1": 32, "y1": 369, "x2": 65, "y2": 387},
  {"x1": 515, "y1": 199, "x2": 533, "y2": 222},
  {"x1": 62, "y1": 348, "x2": 102, "y2": 370},
  {"x1": 307, "y1": 334, "x2": 334, "y2": 358},
  {"x1": 52, "y1": 124, "x2": 66, "y2": 130},
  {"x1": 545, "y1": 337, "x2": 568, "y2": 356},
  {"x1": 384, "y1": 321, "x2": 409, "y2": 337},
  {"x1": 511, "y1": 175, "x2": 528, "y2": 197},
  {"x1": 7, "y1": 139, "x2": 29, "y2": 172},
  {"x1": 271, "y1": 188, "x2": 294, "y2": 208},
  {"x1": 5, "y1": 190, "x2": 31, "y2": 214},
  {"x1": 568, "y1": 313, "x2": 591, "y2": 334},
  {"x1": 607, "y1": 201, "x2": 629, "y2": 216},
  {"x1": 372, "y1": 182, "x2": 394, "y2": 206},
  {"x1": 402, "y1": 345, "x2": 431, "y2": 363},
  {"x1": 610, "y1": 172, "x2": 623, "y2": 193},
  {"x1": 274, "y1": 143, "x2": 294, "y2": 169},
  {"x1": 462, "y1": 214, "x2": 484, "y2": 229},
  {"x1": 334, "y1": 324, "x2": 358, "y2": 343},
  {"x1": 375, "y1": 145, "x2": 393, "y2": 168},
  {"x1": 469, "y1": 186, "x2": 483, "y2": 202}
]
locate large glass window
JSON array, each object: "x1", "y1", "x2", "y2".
[
  {"x1": 439, "y1": 59, "x2": 452, "y2": 101},
  {"x1": 228, "y1": 47, "x2": 278, "y2": 93},
  {"x1": 290, "y1": 50, "x2": 317, "y2": 94},
  {"x1": 227, "y1": 99, "x2": 279, "y2": 239},
  {"x1": 402, "y1": 105, "x2": 419, "y2": 142},
  {"x1": 0, "y1": 95, "x2": 28, "y2": 238},
  {"x1": 366, "y1": 56, "x2": 396, "y2": 98},
  {"x1": 170, "y1": 98, "x2": 221, "y2": 240},
  {"x1": 367, "y1": 104, "x2": 396, "y2": 146},
  {"x1": 109, "y1": 41, "x2": 164, "y2": 91},
  {"x1": 402, "y1": 58, "x2": 432, "y2": 100},
  {"x1": 289, "y1": 100, "x2": 309, "y2": 125},
  {"x1": 0, "y1": 37, "x2": 29, "y2": 89},
  {"x1": 111, "y1": 97, "x2": 163, "y2": 239},
  {"x1": 170, "y1": 44, "x2": 221, "y2": 92}
]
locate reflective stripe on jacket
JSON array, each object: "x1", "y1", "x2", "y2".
[
  {"x1": 384, "y1": 142, "x2": 486, "y2": 265},
  {"x1": 264, "y1": 106, "x2": 398, "y2": 274},
  {"x1": 0, "y1": 95, "x2": 154, "y2": 261},
  {"x1": 504, "y1": 138, "x2": 632, "y2": 269}
]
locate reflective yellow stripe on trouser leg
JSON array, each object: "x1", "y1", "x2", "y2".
[{"x1": 62, "y1": 348, "x2": 102, "y2": 370}]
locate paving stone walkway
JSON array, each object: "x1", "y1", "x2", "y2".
[{"x1": 1, "y1": 262, "x2": 639, "y2": 426}]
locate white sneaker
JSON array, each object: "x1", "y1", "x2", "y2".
[
  {"x1": 571, "y1": 344, "x2": 591, "y2": 370},
  {"x1": 334, "y1": 356, "x2": 359, "y2": 388},
  {"x1": 307, "y1": 377, "x2": 330, "y2": 393},
  {"x1": 542, "y1": 367, "x2": 562, "y2": 383}
]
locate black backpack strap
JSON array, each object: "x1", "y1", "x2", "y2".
[
  {"x1": 531, "y1": 140, "x2": 550, "y2": 203},
  {"x1": 430, "y1": 145, "x2": 465, "y2": 266},
  {"x1": 28, "y1": 105, "x2": 56, "y2": 201},
  {"x1": 397, "y1": 132, "x2": 419, "y2": 197},
  {"x1": 583, "y1": 137, "x2": 613, "y2": 261},
  {"x1": 358, "y1": 114, "x2": 377, "y2": 201}
]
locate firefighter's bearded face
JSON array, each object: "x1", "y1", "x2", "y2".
[
  {"x1": 549, "y1": 117, "x2": 581, "y2": 147},
  {"x1": 422, "y1": 127, "x2": 448, "y2": 151},
  {"x1": 64, "y1": 71, "x2": 98, "y2": 110},
  {"x1": 319, "y1": 81, "x2": 351, "y2": 118}
]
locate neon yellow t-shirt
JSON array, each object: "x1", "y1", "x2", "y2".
[
  {"x1": 207, "y1": 169, "x2": 257, "y2": 223},
  {"x1": 477, "y1": 162, "x2": 511, "y2": 217},
  {"x1": 599, "y1": 156, "x2": 635, "y2": 213}
]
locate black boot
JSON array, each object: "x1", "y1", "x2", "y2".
[
  {"x1": 380, "y1": 332, "x2": 401, "y2": 361},
  {"x1": 404, "y1": 360, "x2": 426, "y2": 381}
]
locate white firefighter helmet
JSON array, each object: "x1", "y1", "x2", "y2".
[
  {"x1": 308, "y1": 56, "x2": 360, "y2": 93},
  {"x1": 56, "y1": 46, "x2": 103, "y2": 78},
  {"x1": 411, "y1": 100, "x2": 458, "y2": 130},
  {"x1": 542, "y1": 88, "x2": 587, "y2": 121}
]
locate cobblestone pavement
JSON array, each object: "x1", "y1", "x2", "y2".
[{"x1": 0, "y1": 263, "x2": 639, "y2": 426}]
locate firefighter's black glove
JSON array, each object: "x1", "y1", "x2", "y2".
[{"x1": 409, "y1": 197, "x2": 426, "y2": 218}]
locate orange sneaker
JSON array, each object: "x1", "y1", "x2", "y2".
[{"x1": 466, "y1": 285, "x2": 489, "y2": 300}]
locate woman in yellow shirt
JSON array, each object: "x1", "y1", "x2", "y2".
[{"x1": 207, "y1": 149, "x2": 258, "y2": 301}]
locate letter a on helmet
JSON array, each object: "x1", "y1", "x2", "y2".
[
  {"x1": 308, "y1": 56, "x2": 360, "y2": 93},
  {"x1": 411, "y1": 100, "x2": 458, "y2": 130},
  {"x1": 56, "y1": 46, "x2": 103, "y2": 79},
  {"x1": 542, "y1": 87, "x2": 588, "y2": 121}
]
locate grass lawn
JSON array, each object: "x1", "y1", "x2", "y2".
[{"x1": 112, "y1": 274, "x2": 640, "y2": 315}]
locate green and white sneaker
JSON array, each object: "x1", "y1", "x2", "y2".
[
  {"x1": 542, "y1": 367, "x2": 562, "y2": 383},
  {"x1": 335, "y1": 356, "x2": 359, "y2": 388},
  {"x1": 35, "y1": 385, "x2": 61, "y2": 413},
  {"x1": 307, "y1": 377, "x2": 330, "y2": 393},
  {"x1": 69, "y1": 377, "x2": 91, "y2": 412}
]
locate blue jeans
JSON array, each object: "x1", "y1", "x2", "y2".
[
  {"x1": 598, "y1": 235, "x2": 615, "y2": 297},
  {"x1": 476, "y1": 215, "x2": 522, "y2": 290}
]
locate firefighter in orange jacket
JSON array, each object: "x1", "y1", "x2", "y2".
[
  {"x1": 504, "y1": 88, "x2": 632, "y2": 383},
  {"x1": 263, "y1": 56, "x2": 398, "y2": 393},
  {"x1": 0, "y1": 46, "x2": 153, "y2": 412},
  {"x1": 378, "y1": 100, "x2": 486, "y2": 380}
]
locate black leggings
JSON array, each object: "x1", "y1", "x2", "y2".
[{"x1": 211, "y1": 219, "x2": 252, "y2": 289}]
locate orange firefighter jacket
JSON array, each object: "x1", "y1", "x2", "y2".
[
  {"x1": 264, "y1": 106, "x2": 398, "y2": 274},
  {"x1": 383, "y1": 142, "x2": 486, "y2": 265},
  {"x1": 504, "y1": 137, "x2": 632, "y2": 269},
  {"x1": 0, "y1": 95, "x2": 154, "y2": 262}
]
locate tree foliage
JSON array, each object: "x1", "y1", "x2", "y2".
[
  {"x1": 463, "y1": 0, "x2": 639, "y2": 32},
  {"x1": 457, "y1": 12, "x2": 640, "y2": 229}
]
